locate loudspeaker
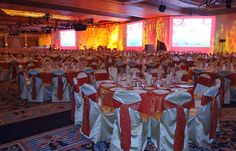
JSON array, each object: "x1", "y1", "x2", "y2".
[
  {"x1": 159, "y1": 5, "x2": 166, "y2": 12},
  {"x1": 74, "y1": 24, "x2": 87, "y2": 31}
]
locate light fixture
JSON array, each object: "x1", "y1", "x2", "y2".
[
  {"x1": 200, "y1": 0, "x2": 233, "y2": 8},
  {"x1": 1, "y1": 9, "x2": 72, "y2": 20},
  {"x1": 225, "y1": 0, "x2": 232, "y2": 8},
  {"x1": 200, "y1": 0, "x2": 217, "y2": 7},
  {"x1": 159, "y1": 0, "x2": 166, "y2": 13}
]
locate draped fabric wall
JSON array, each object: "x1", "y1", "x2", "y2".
[
  {"x1": 77, "y1": 24, "x2": 126, "y2": 50},
  {"x1": 38, "y1": 14, "x2": 236, "y2": 53},
  {"x1": 27, "y1": 37, "x2": 39, "y2": 47},
  {"x1": 7, "y1": 37, "x2": 25, "y2": 48},
  {"x1": 214, "y1": 14, "x2": 236, "y2": 54},
  {"x1": 143, "y1": 17, "x2": 170, "y2": 50},
  {"x1": 39, "y1": 34, "x2": 51, "y2": 46}
]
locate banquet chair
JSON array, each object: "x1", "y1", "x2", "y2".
[
  {"x1": 72, "y1": 72, "x2": 90, "y2": 125},
  {"x1": 155, "y1": 91, "x2": 192, "y2": 151},
  {"x1": 94, "y1": 69, "x2": 109, "y2": 87},
  {"x1": 179, "y1": 63, "x2": 187, "y2": 70},
  {"x1": 91, "y1": 62, "x2": 98, "y2": 70},
  {"x1": 52, "y1": 69, "x2": 70, "y2": 102},
  {"x1": 150, "y1": 68, "x2": 157, "y2": 77},
  {"x1": 108, "y1": 66, "x2": 118, "y2": 81},
  {"x1": 117, "y1": 63, "x2": 126, "y2": 74},
  {"x1": 129, "y1": 67, "x2": 141, "y2": 77},
  {"x1": 80, "y1": 84, "x2": 115, "y2": 143},
  {"x1": 217, "y1": 70, "x2": 232, "y2": 104},
  {"x1": 17, "y1": 65, "x2": 26, "y2": 94},
  {"x1": 82, "y1": 67, "x2": 94, "y2": 74},
  {"x1": 225, "y1": 73, "x2": 236, "y2": 103},
  {"x1": 0, "y1": 63, "x2": 10, "y2": 81},
  {"x1": 110, "y1": 90, "x2": 148, "y2": 151},
  {"x1": 27, "y1": 69, "x2": 45, "y2": 102},
  {"x1": 19, "y1": 66, "x2": 29, "y2": 100},
  {"x1": 94, "y1": 69, "x2": 109, "y2": 81},
  {"x1": 188, "y1": 85, "x2": 219, "y2": 147},
  {"x1": 9, "y1": 59, "x2": 19, "y2": 80},
  {"x1": 175, "y1": 69, "x2": 188, "y2": 82},
  {"x1": 193, "y1": 73, "x2": 212, "y2": 106}
]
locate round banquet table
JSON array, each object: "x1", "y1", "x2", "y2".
[{"x1": 97, "y1": 79, "x2": 195, "y2": 115}]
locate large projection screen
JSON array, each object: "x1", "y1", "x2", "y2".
[
  {"x1": 60, "y1": 30, "x2": 76, "y2": 49},
  {"x1": 126, "y1": 22, "x2": 143, "y2": 50},
  {"x1": 169, "y1": 16, "x2": 215, "y2": 53}
]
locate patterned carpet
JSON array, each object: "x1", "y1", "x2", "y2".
[
  {"x1": 0, "y1": 118, "x2": 236, "y2": 151},
  {"x1": 0, "y1": 81, "x2": 236, "y2": 150},
  {"x1": 0, "y1": 81, "x2": 70, "y2": 125}
]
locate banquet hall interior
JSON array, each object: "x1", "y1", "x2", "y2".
[{"x1": 0, "y1": 0, "x2": 236, "y2": 150}]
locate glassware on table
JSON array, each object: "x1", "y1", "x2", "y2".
[{"x1": 156, "y1": 77, "x2": 162, "y2": 88}]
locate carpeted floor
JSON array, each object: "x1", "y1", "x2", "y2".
[
  {"x1": 0, "y1": 81, "x2": 71, "y2": 126},
  {"x1": 0, "y1": 119, "x2": 236, "y2": 151},
  {"x1": 0, "y1": 81, "x2": 73, "y2": 144},
  {"x1": 0, "y1": 81, "x2": 236, "y2": 150}
]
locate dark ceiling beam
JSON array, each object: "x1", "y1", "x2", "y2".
[{"x1": 0, "y1": 0, "x2": 143, "y2": 21}]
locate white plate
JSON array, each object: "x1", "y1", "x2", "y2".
[
  {"x1": 110, "y1": 87, "x2": 126, "y2": 91},
  {"x1": 101, "y1": 83, "x2": 116, "y2": 88},
  {"x1": 177, "y1": 84, "x2": 193, "y2": 88},
  {"x1": 102, "y1": 80, "x2": 114, "y2": 84},
  {"x1": 132, "y1": 89, "x2": 147, "y2": 94},
  {"x1": 170, "y1": 88, "x2": 187, "y2": 92},
  {"x1": 152, "y1": 89, "x2": 170, "y2": 95},
  {"x1": 156, "y1": 86, "x2": 168, "y2": 89},
  {"x1": 132, "y1": 87, "x2": 141, "y2": 90},
  {"x1": 144, "y1": 87, "x2": 155, "y2": 90}
]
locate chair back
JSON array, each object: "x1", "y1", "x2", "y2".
[
  {"x1": 94, "y1": 69, "x2": 109, "y2": 81},
  {"x1": 113, "y1": 90, "x2": 141, "y2": 105}
]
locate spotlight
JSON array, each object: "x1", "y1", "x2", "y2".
[
  {"x1": 225, "y1": 0, "x2": 232, "y2": 8},
  {"x1": 159, "y1": 4, "x2": 166, "y2": 12}
]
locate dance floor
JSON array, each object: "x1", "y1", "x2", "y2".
[
  {"x1": 0, "y1": 82, "x2": 70, "y2": 126},
  {"x1": 0, "y1": 81, "x2": 236, "y2": 150}
]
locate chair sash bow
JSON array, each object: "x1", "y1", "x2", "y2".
[
  {"x1": 29, "y1": 73, "x2": 40, "y2": 100},
  {"x1": 119, "y1": 102, "x2": 140, "y2": 151},
  {"x1": 82, "y1": 92, "x2": 98, "y2": 136},
  {"x1": 164, "y1": 100, "x2": 191, "y2": 151},
  {"x1": 201, "y1": 94, "x2": 219, "y2": 139},
  {"x1": 94, "y1": 72, "x2": 109, "y2": 81}
]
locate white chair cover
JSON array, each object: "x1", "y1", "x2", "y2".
[
  {"x1": 94, "y1": 69, "x2": 109, "y2": 88},
  {"x1": 110, "y1": 90, "x2": 148, "y2": 151},
  {"x1": 108, "y1": 66, "x2": 118, "y2": 81},
  {"x1": 156, "y1": 91, "x2": 192, "y2": 151},
  {"x1": 52, "y1": 69, "x2": 70, "y2": 102},
  {"x1": 80, "y1": 84, "x2": 115, "y2": 143},
  {"x1": 188, "y1": 86, "x2": 219, "y2": 147},
  {"x1": 176, "y1": 70, "x2": 188, "y2": 81},
  {"x1": 18, "y1": 66, "x2": 28, "y2": 100},
  {"x1": 129, "y1": 68, "x2": 141, "y2": 77},
  {"x1": 73, "y1": 72, "x2": 90, "y2": 125},
  {"x1": 217, "y1": 70, "x2": 232, "y2": 104},
  {"x1": 194, "y1": 73, "x2": 212, "y2": 106},
  {"x1": 27, "y1": 69, "x2": 45, "y2": 102}
]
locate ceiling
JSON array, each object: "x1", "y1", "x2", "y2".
[{"x1": 0, "y1": 0, "x2": 235, "y2": 34}]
